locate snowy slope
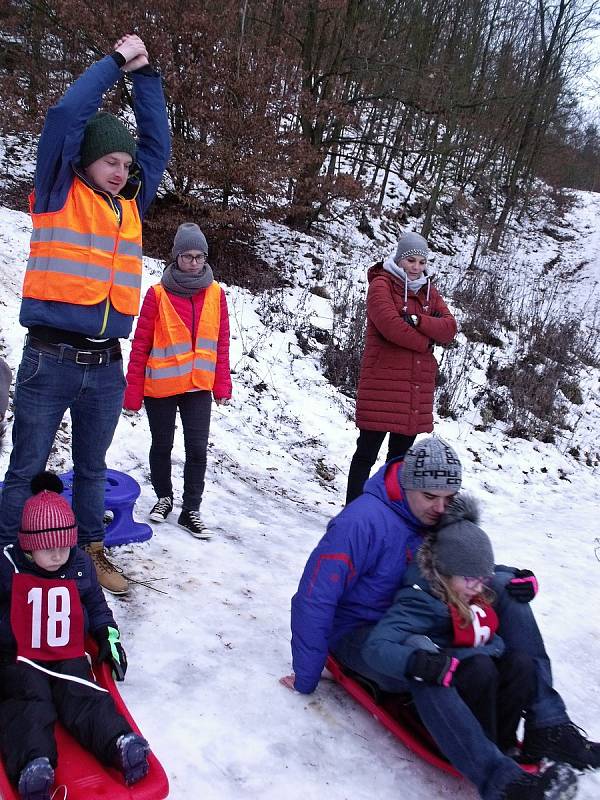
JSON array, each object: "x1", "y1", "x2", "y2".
[{"x1": 0, "y1": 201, "x2": 600, "y2": 800}]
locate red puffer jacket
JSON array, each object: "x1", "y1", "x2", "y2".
[
  {"x1": 355, "y1": 263, "x2": 456, "y2": 434},
  {"x1": 124, "y1": 283, "x2": 232, "y2": 410}
]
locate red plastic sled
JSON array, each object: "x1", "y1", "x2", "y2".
[
  {"x1": 326, "y1": 655, "x2": 538, "y2": 778},
  {"x1": 0, "y1": 648, "x2": 169, "y2": 800}
]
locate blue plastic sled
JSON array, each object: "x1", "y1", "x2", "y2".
[{"x1": 60, "y1": 469, "x2": 152, "y2": 548}]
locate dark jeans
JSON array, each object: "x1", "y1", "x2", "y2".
[
  {"x1": 0, "y1": 344, "x2": 125, "y2": 547},
  {"x1": 346, "y1": 430, "x2": 416, "y2": 504},
  {"x1": 144, "y1": 391, "x2": 212, "y2": 511},
  {"x1": 0, "y1": 659, "x2": 131, "y2": 781},
  {"x1": 452, "y1": 651, "x2": 535, "y2": 752}
]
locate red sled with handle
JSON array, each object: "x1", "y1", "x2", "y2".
[
  {"x1": 326, "y1": 655, "x2": 538, "y2": 777},
  {"x1": 0, "y1": 646, "x2": 169, "y2": 800}
]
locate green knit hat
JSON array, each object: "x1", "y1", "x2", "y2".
[{"x1": 79, "y1": 112, "x2": 136, "y2": 169}]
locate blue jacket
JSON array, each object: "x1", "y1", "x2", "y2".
[
  {"x1": 20, "y1": 55, "x2": 171, "y2": 339},
  {"x1": 361, "y1": 561, "x2": 505, "y2": 683},
  {"x1": 290, "y1": 460, "x2": 426, "y2": 694},
  {"x1": 0, "y1": 544, "x2": 115, "y2": 655}
]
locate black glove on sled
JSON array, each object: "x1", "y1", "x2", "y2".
[
  {"x1": 506, "y1": 569, "x2": 538, "y2": 603},
  {"x1": 407, "y1": 650, "x2": 459, "y2": 686},
  {"x1": 95, "y1": 625, "x2": 128, "y2": 681}
]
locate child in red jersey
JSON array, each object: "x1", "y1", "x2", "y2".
[
  {"x1": 361, "y1": 495, "x2": 579, "y2": 800},
  {"x1": 0, "y1": 473, "x2": 149, "y2": 800},
  {"x1": 362, "y1": 494, "x2": 535, "y2": 751}
]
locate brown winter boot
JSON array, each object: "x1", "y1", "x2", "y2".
[{"x1": 84, "y1": 541, "x2": 129, "y2": 595}]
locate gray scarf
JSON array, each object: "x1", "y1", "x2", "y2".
[
  {"x1": 382, "y1": 254, "x2": 432, "y2": 312},
  {"x1": 382, "y1": 255, "x2": 428, "y2": 293},
  {"x1": 161, "y1": 262, "x2": 214, "y2": 297}
]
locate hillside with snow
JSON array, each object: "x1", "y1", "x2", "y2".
[{"x1": 0, "y1": 189, "x2": 600, "y2": 799}]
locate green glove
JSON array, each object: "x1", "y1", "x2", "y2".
[{"x1": 95, "y1": 625, "x2": 128, "y2": 681}]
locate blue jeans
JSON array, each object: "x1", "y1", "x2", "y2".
[
  {"x1": 334, "y1": 586, "x2": 570, "y2": 800},
  {"x1": 0, "y1": 344, "x2": 125, "y2": 547}
]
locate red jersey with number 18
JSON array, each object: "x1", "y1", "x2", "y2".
[{"x1": 10, "y1": 572, "x2": 85, "y2": 661}]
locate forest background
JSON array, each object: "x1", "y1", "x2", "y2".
[{"x1": 1, "y1": 0, "x2": 600, "y2": 449}]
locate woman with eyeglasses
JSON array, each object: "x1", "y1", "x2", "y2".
[
  {"x1": 361, "y1": 495, "x2": 539, "y2": 767},
  {"x1": 124, "y1": 222, "x2": 231, "y2": 538}
]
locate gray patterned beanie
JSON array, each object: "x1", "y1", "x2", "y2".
[
  {"x1": 433, "y1": 494, "x2": 495, "y2": 578},
  {"x1": 395, "y1": 232, "x2": 429, "y2": 262},
  {"x1": 400, "y1": 437, "x2": 462, "y2": 491},
  {"x1": 172, "y1": 223, "x2": 209, "y2": 259}
]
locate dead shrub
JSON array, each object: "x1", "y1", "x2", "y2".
[{"x1": 321, "y1": 284, "x2": 366, "y2": 398}]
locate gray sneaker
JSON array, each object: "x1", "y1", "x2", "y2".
[
  {"x1": 178, "y1": 509, "x2": 213, "y2": 539},
  {"x1": 149, "y1": 496, "x2": 173, "y2": 522}
]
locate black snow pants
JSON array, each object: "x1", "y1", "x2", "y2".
[
  {"x1": 0, "y1": 657, "x2": 132, "y2": 781},
  {"x1": 452, "y1": 650, "x2": 536, "y2": 752}
]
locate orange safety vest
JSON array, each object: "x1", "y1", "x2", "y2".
[
  {"x1": 144, "y1": 282, "x2": 221, "y2": 398},
  {"x1": 23, "y1": 177, "x2": 143, "y2": 316}
]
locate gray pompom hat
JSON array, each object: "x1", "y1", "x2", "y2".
[
  {"x1": 433, "y1": 494, "x2": 495, "y2": 578},
  {"x1": 395, "y1": 232, "x2": 429, "y2": 263},
  {"x1": 172, "y1": 223, "x2": 209, "y2": 260},
  {"x1": 400, "y1": 437, "x2": 462, "y2": 492}
]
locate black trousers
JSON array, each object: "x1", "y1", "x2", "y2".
[
  {"x1": 346, "y1": 430, "x2": 416, "y2": 505},
  {"x1": 0, "y1": 658, "x2": 131, "y2": 781},
  {"x1": 144, "y1": 390, "x2": 212, "y2": 511},
  {"x1": 452, "y1": 651, "x2": 536, "y2": 752}
]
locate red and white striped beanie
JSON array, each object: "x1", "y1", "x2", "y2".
[{"x1": 19, "y1": 472, "x2": 77, "y2": 551}]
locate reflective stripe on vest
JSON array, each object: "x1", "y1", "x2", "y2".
[
  {"x1": 144, "y1": 282, "x2": 221, "y2": 397},
  {"x1": 23, "y1": 179, "x2": 143, "y2": 315}
]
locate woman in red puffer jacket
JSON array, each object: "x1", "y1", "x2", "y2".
[
  {"x1": 124, "y1": 223, "x2": 231, "y2": 538},
  {"x1": 346, "y1": 232, "x2": 456, "y2": 504}
]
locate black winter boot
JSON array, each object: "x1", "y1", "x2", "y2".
[
  {"x1": 501, "y1": 762, "x2": 578, "y2": 800},
  {"x1": 522, "y1": 723, "x2": 600, "y2": 770},
  {"x1": 115, "y1": 732, "x2": 150, "y2": 786},
  {"x1": 17, "y1": 757, "x2": 54, "y2": 800}
]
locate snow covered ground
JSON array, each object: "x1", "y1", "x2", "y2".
[{"x1": 1, "y1": 199, "x2": 600, "y2": 799}]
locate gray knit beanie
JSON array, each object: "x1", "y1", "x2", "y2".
[
  {"x1": 171, "y1": 223, "x2": 209, "y2": 260},
  {"x1": 433, "y1": 494, "x2": 495, "y2": 578},
  {"x1": 400, "y1": 437, "x2": 462, "y2": 491},
  {"x1": 395, "y1": 232, "x2": 429, "y2": 263},
  {"x1": 80, "y1": 112, "x2": 136, "y2": 169}
]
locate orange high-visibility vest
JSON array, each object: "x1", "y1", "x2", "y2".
[
  {"x1": 144, "y1": 282, "x2": 221, "y2": 397},
  {"x1": 23, "y1": 178, "x2": 143, "y2": 316}
]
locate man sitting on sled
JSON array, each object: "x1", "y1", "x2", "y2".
[{"x1": 283, "y1": 437, "x2": 599, "y2": 800}]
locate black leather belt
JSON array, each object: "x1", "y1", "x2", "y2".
[{"x1": 26, "y1": 336, "x2": 122, "y2": 366}]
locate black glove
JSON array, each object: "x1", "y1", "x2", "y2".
[
  {"x1": 403, "y1": 313, "x2": 419, "y2": 328},
  {"x1": 407, "y1": 650, "x2": 459, "y2": 686},
  {"x1": 431, "y1": 310, "x2": 442, "y2": 318},
  {"x1": 506, "y1": 569, "x2": 538, "y2": 603},
  {"x1": 95, "y1": 625, "x2": 128, "y2": 681}
]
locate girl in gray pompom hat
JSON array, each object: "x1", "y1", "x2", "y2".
[
  {"x1": 361, "y1": 494, "x2": 539, "y2": 772},
  {"x1": 346, "y1": 230, "x2": 457, "y2": 505}
]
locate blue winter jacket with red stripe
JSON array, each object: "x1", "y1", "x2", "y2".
[{"x1": 290, "y1": 460, "x2": 426, "y2": 694}]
